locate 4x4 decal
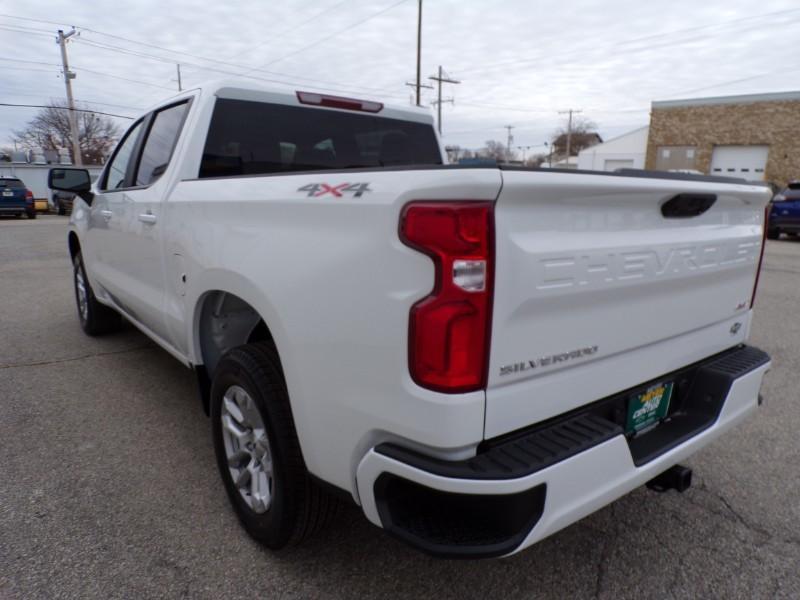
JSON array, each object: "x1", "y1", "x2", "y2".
[{"x1": 297, "y1": 183, "x2": 371, "y2": 198}]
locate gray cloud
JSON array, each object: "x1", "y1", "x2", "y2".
[{"x1": 1, "y1": 0, "x2": 797, "y2": 152}]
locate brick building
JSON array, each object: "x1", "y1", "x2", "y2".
[{"x1": 645, "y1": 91, "x2": 800, "y2": 186}]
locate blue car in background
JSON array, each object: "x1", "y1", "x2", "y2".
[
  {"x1": 768, "y1": 181, "x2": 800, "y2": 240},
  {"x1": 0, "y1": 176, "x2": 36, "y2": 219}
]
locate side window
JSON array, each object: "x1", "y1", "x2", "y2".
[
  {"x1": 135, "y1": 102, "x2": 189, "y2": 186},
  {"x1": 103, "y1": 120, "x2": 144, "y2": 191}
]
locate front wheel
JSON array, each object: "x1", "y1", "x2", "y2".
[
  {"x1": 72, "y1": 253, "x2": 122, "y2": 335},
  {"x1": 767, "y1": 228, "x2": 780, "y2": 240},
  {"x1": 210, "y1": 342, "x2": 339, "y2": 549}
]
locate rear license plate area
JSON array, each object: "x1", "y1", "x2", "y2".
[{"x1": 625, "y1": 381, "x2": 673, "y2": 435}]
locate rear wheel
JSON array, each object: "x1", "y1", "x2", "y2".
[
  {"x1": 211, "y1": 341, "x2": 339, "y2": 549},
  {"x1": 57, "y1": 201, "x2": 66, "y2": 216},
  {"x1": 72, "y1": 252, "x2": 122, "y2": 335},
  {"x1": 767, "y1": 228, "x2": 780, "y2": 240},
  {"x1": 26, "y1": 209, "x2": 36, "y2": 219}
]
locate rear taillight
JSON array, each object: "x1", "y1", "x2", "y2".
[
  {"x1": 25, "y1": 189, "x2": 33, "y2": 200},
  {"x1": 751, "y1": 204, "x2": 769, "y2": 308},
  {"x1": 400, "y1": 201, "x2": 494, "y2": 393}
]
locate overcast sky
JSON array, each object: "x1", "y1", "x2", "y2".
[{"x1": 1, "y1": 0, "x2": 798, "y2": 154}]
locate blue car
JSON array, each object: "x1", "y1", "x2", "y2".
[
  {"x1": 0, "y1": 176, "x2": 36, "y2": 219},
  {"x1": 768, "y1": 181, "x2": 800, "y2": 240}
]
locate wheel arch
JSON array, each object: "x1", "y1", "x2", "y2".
[
  {"x1": 190, "y1": 277, "x2": 289, "y2": 415},
  {"x1": 67, "y1": 230, "x2": 80, "y2": 260}
]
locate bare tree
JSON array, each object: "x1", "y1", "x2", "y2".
[
  {"x1": 550, "y1": 116, "x2": 601, "y2": 157},
  {"x1": 479, "y1": 140, "x2": 515, "y2": 162},
  {"x1": 526, "y1": 153, "x2": 547, "y2": 168},
  {"x1": 445, "y1": 145, "x2": 463, "y2": 162},
  {"x1": 11, "y1": 101, "x2": 120, "y2": 164}
]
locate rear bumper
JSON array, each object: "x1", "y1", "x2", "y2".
[
  {"x1": 770, "y1": 220, "x2": 800, "y2": 233},
  {"x1": 0, "y1": 204, "x2": 26, "y2": 214},
  {"x1": 356, "y1": 345, "x2": 770, "y2": 558}
]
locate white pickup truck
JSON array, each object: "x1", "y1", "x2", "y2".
[{"x1": 50, "y1": 80, "x2": 771, "y2": 558}]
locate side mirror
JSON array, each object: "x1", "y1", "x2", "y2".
[{"x1": 49, "y1": 168, "x2": 94, "y2": 205}]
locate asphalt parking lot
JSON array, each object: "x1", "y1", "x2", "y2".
[{"x1": 1, "y1": 215, "x2": 798, "y2": 599}]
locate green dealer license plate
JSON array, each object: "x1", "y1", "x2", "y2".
[{"x1": 626, "y1": 381, "x2": 673, "y2": 434}]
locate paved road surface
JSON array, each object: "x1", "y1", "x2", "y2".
[{"x1": 1, "y1": 216, "x2": 798, "y2": 599}]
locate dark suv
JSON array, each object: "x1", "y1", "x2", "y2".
[
  {"x1": 0, "y1": 177, "x2": 36, "y2": 219},
  {"x1": 768, "y1": 181, "x2": 800, "y2": 239},
  {"x1": 52, "y1": 190, "x2": 75, "y2": 215}
]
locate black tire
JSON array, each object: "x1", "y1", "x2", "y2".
[
  {"x1": 211, "y1": 341, "x2": 339, "y2": 549},
  {"x1": 26, "y1": 210, "x2": 36, "y2": 219},
  {"x1": 767, "y1": 228, "x2": 780, "y2": 240},
  {"x1": 72, "y1": 252, "x2": 122, "y2": 336},
  {"x1": 14, "y1": 213, "x2": 22, "y2": 219},
  {"x1": 57, "y1": 201, "x2": 66, "y2": 216}
]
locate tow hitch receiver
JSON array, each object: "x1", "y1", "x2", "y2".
[{"x1": 646, "y1": 464, "x2": 693, "y2": 493}]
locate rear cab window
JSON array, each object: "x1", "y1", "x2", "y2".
[
  {"x1": 199, "y1": 98, "x2": 442, "y2": 178},
  {"x1": 0, "y1": 178, "x2": 24, "y2": 188}
]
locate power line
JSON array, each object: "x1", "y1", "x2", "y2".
[
  {"x1": 0, "y1": 12, "x2": 410, "y2": 97},
  {"x1": 72, "y1": 36, "x2": 409, "y2": 100},
  {"x1": 0, "y1": 57, "x2": 62, "y2": 68},
  {"x1": 225, "y1": 0, "x2": 351, "y2": 60},
  {"x1": 456, "y1": 8, "x2": 800, "y2": 76},
  {"x1": 73, "y1": 65, "x2": 176, "y2": 90},
  {"x1": 0, "y1": 103, "x2": 135, "y2": 119},
  {"x1": 0, "y1": 24, "x2": 54, "y2": 38},
  {"x1": 0, "y1": 66, "x2": 59, "y2": 74},
  {"x1": 246, "y1": 0, "x2": 411, "y2": 71}
]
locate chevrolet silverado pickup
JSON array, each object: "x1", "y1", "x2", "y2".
[{"x1": 49, "y1": 80, "x2": 772, "y2": 558}]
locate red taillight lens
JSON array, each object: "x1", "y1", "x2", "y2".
[
  {"x1": 25, "y1": 189, "x2": 33, "y2": 200},
  {"x1": 400, "y1": 201, "x2": 494, "y2": 393},
  {"x1": 751, "y1": 204, "x2": 769, "y2": 308}
]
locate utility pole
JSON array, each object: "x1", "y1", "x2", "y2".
[
  {"x1": 405, "y1": 80, "x2": 433, "y2": 105},
  {"x1": 414, "y1": 0, "x2": 423, "y2": 106},
  {"x1": 176, "y1": 64, "x2": 182, "y2": 92},
  {"x1": 558, "y1": 108, "x2": 582, "y2": 163},
  {"x1": 504, "y1": 125, "x2": 514, "y2": 163},
  {"x1": 57, "y1": 29, "x2": 82, "y2": 166},
  {"x1": 429, "y1": 66, "x2": 460, "y2": 135}
]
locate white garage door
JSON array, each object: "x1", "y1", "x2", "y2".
[
  {"x1": 604, "y1": 159, "x2": 635, "y2": 171},
  {"x1": 710, "y1": 145, "x2": 768, "y2": 180}
]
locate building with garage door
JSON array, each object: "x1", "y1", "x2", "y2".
[
  {"x1": 577, "y1": 126, "x2": 648, "y2": 172},
  {"x1": 645, "y1": 91, "x2": 800, "y2": 186}
]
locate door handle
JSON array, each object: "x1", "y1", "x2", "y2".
[
  {"x1": 138, "y1": 212, "x2": 157, "y2": 225},
  {"x1": 100, "y1": 209, "x2": 113, "y2": 220}
]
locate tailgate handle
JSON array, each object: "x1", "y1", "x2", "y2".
[{"x1": 661, "y1": 193, "x2": 716, "y2": 218}]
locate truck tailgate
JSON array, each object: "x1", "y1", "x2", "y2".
[{"x1": 486, "y1": 169, "x2": 769, "y2": 438}]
